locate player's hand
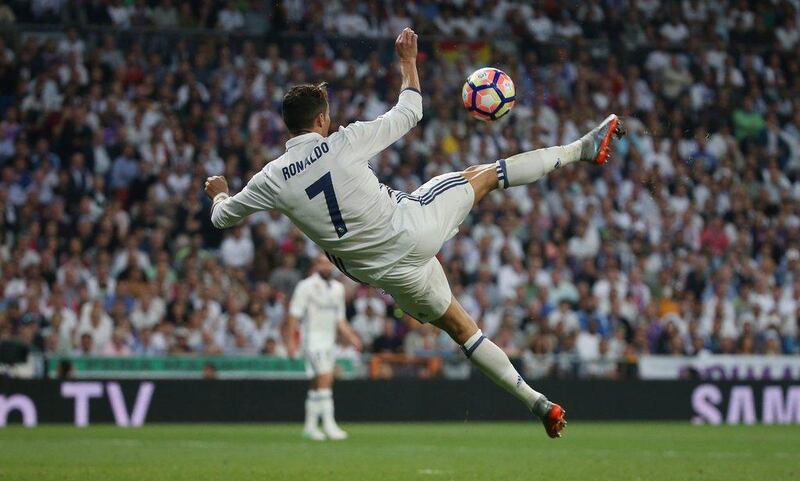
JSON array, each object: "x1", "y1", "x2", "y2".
[
  {"x1": 395, "y1": 27, "x2": 418, "y2": 62},
  {"x1": 204, "y1": 175, "x2": 229, "y2": 200}
]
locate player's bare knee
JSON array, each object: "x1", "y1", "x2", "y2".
[
  {"x1": 438, "y1": 322, "x2": 474, "y2": 345},
  {"x1": 313, "y1": 373, "x2": 333, "y2": 389},
  {"x1": 462, "y1": 163, "x2": 494, "y2": 177},
  {"x1": 464, "y1": 167, "x2": 498, "y2": 205},
  {"x1": 432, "y1": 303, "x2": 479, "y2": 345},
  {"x1": 319, "y1": 374, "x2": 334, "y2": 389}
]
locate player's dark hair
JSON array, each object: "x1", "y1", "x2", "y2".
[{"x1": 282, "y1": 83, "x2": 329, "y2": 135}]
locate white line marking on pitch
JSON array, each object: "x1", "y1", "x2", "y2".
[{"x1": 418, "y1": 468, "x2": 448, "y2": 475}]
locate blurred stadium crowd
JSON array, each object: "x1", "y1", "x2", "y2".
[{"x1": 1, "y1": 0, "x2": 799, "y2": 379}]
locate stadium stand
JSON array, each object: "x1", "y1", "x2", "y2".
[{"x1": 0, "y1": 1, "x2": 799, "y2": 380}]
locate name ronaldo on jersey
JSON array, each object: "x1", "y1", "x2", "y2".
[{"x1": 282, "y1": 142, "x2": 330, "y2": 181}]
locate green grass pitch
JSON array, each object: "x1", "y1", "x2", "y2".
[{"x1": 0, "y1": 422, "x2": 798, "y2": 480}]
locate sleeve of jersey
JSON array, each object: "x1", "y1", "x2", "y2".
[
  {"x1": 210, "y1": 172, "x2": 275, "y2": 229},
  {"x1": 288, "y1": 282, "x2": 307, "y2": 319},
  {"x1": 337, "y1": 284, "x2": 346, "y2": 321},
  {"x1": 335, "y1": 88, "x2": 423, "y2": 162}
]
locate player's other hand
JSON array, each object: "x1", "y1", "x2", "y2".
[
  {"x1": 395, "y1": 27, "x2": 418, "y2": 62},
  {"x1": 205, "y1": 175, "x2": 229, "y2": 200}
]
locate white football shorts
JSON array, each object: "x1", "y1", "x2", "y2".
[
  {"x1": 369, "y1": 173, "x2": 475, "y2": 323},
  {"x1": 305, "y1": 348, "x2": 336, "y2": 377}
]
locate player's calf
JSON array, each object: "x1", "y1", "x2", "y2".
[
  {"x1": 317, "y1": 388, "x2": 348, "y2": 440},
  {"x1": 460, "y1": 164, "x2": 500, "y2": 206},
  {"x1": 303, "y1": 389, "x2": 327, "y2": 441},
  {"x1": 432, "y1": 298, "x2": 566, "y2": 438}
]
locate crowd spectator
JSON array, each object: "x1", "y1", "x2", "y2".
[{"x1": 1, "y1": 1, "x2": 800, "y2": 382}]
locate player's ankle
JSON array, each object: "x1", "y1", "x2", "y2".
[
  {"x1": 531, "y1": 396, "x2": 552, "y2": 419},
  {"x1": 577, "y1": 135, "x2": 597, "y2": 162}
]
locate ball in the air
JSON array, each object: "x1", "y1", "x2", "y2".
[{"x1": 462, "y1": 67, "x2": 516, "y2": 121}]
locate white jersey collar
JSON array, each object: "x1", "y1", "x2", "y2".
[{"x1": 285, "y1": 132, "x2": 324, "y2": 150}]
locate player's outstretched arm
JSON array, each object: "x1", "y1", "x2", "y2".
[
  {"x1": 284, "y1": 281, "x2": 309, "y2": 357},
  {"x1": 335, "y1": 28, "x2": 422, "y2": 161},
  {"x1": 337, "y1": 319, "x2": 363, "y2": 352},
  {"x1": 205, "y1": 174, "x2": 272, "y2": 229},
  {"x1": 283, "y1": 314, "x2": 300, "y2": 357},
  {"x1": 396, "y1": 27, "x2": 420, "y2": 93}
]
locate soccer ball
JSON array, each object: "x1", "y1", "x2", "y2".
[{"x1": 462, "y1": 67, "x2": 516, "y2": 121}]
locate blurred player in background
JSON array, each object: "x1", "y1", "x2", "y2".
[{"x1": 286, "y1": 254, "x2": 362, "y2": 441}]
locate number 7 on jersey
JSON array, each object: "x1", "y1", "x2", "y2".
[{"x1": 306, "y1": 172, "x2": 348, "y2": 238}]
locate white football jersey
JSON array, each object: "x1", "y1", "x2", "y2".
[
  {"x1": 211, "y1": 89, "x2": 423, "y2": 281},
  {"x1": 289, "y1": 273, "x2": 345, "y2": 350}
]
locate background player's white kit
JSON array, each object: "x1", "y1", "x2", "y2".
[
  {"x1": 289, "y1": 272, "x2": 345, "y2": 375},
  {"x1": 289, "y1": 268, "x2": 352, "y2": 441}
]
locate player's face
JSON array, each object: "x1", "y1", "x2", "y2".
[{"x1": 316, "y1": 255, "x2": 334, "y2": 278}]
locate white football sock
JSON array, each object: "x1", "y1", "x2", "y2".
[
  {"x1": 463, "y1": 330, "x2": 551, "y2": 417},
  {"x1": 495, "y1": 141, "x2": 584, "y2": 189},
  {"x1": 304, "y1": 390, "x2": 322, "y2": 432},
  {"x1": 317, "y1": 388, "x2": 339, "y2": 431}
]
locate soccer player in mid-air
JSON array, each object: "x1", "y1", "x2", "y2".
[
  {"x1": 286, "y1": 254, "x2": 362, "y2": 441},
  {"x1": 205, "y1": 27, "x2": 624, "y2": 438}
]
